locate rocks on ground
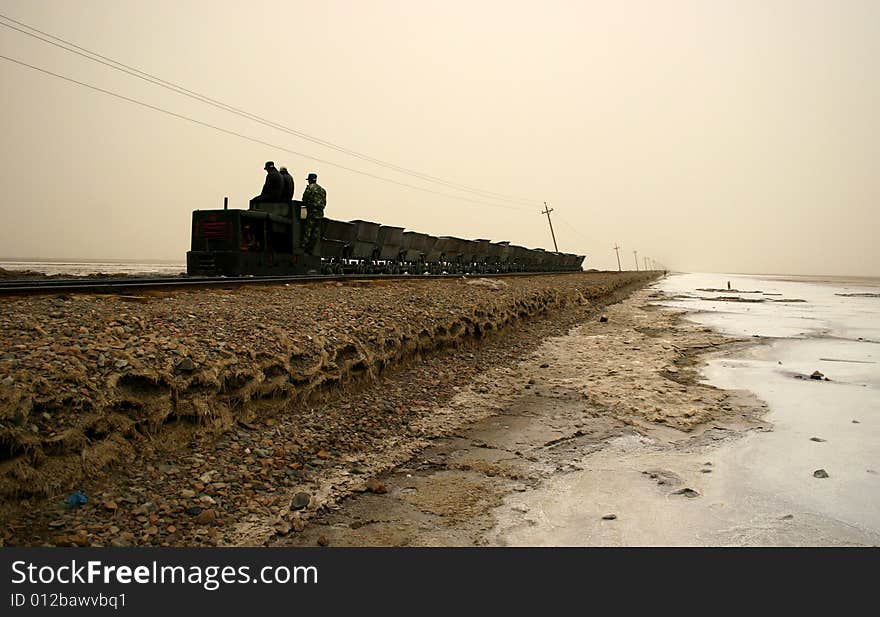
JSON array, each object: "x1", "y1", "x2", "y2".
[{"x1": 0, "y1": 272, "x2": 660, "y2": 547}]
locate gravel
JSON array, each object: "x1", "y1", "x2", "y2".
[{"x1": 0, "y1": 271, "x2": 655, "y2": 546}]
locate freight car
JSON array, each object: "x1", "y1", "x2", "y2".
[{"x1": 186, "y1": 199, "x2": 585, "y2": 276}]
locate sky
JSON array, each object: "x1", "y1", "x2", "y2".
[{"x1": 0, "y1": 0, "x2": 878, "y2": 275}]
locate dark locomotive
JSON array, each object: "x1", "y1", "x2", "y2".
[{"x1": 186, "y1": 198, "x2": 585, "y2": 276}]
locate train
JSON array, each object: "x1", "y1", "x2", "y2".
[{"x1": 186, "y1": 198, "x2": 586, "y2": 276}]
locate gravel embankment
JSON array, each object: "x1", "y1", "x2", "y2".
[{"x1": 0, "y1": 271, "x2": 656, "y2": 546}]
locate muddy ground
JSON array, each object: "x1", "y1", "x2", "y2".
[{"x1": 276, "y1": 286, "x2": 767, "y2": 547}]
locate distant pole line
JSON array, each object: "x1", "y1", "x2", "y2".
[
  {"x1": 0, "y1": 12, "x2": 540, "y2": 209},
  {"x1": 541, "y1": 203, "x2": 559, "y2": 252},
  {"x1": 633, "y1": 250, "x2": 639, "y2": 271},
  {"x1": 613, "y1": 244, "x2": 622, "y2": 272}
]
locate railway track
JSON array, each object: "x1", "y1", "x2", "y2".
[{"x1": 0, "y1": 270, "x2": 597, "y2": 296}]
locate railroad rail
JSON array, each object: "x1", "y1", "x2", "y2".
[{"x1": 0, "y1": 270, "x2": 601, "y2": 297}]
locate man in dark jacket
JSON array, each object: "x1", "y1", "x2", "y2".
[
  {"x1": 250, "y1": 161, "x2": 283, "y2": 207},
  {"x1": 279, "y1": 167, "x2": 294, "y2": 201}
]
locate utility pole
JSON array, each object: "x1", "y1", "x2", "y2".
[
  {"x1": 613, "y1": 244, "x2": 622, "y2": 272},
  {"x1": 541, "y1": 202, "x2": 559, "y2": 252},
  {"x1": 633, "y1": 250, "x2": 639, "y2": 271}
]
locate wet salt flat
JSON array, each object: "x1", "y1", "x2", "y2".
[
  {"x1": 0, "y1": 260, "x2": 186, "y2": 277},
  {"x1": 494, "y1": 272, "x2": 880, "y2": 546},
  {"x1": 662, "y1": 273, "x2": 880, "y2": 540},
  {"x1": 659, "y1": 272, "x2": 880, "y2": 341}
]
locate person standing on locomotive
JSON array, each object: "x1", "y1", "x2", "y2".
[
  {"x1": 279, "y1": 166, "x2": 294, "y2": 201},
  {"x1": 301, "y1": 172, "x2": 326, "y2": 253},
  {"x1": 250, "y1": 161, "x2": 283, "y2": 207}
]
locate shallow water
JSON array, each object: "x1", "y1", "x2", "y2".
[
  {"x1": 659, "y1": 272, "x2": 880, "y2": 341},
  {"x1": 492, "y1": 272, "x2": 880, "y2": 546},
  {"x1": 659, "y1": 273, "x2": 880, "y2": 538},
  {"x1": 0, "y1": 259, "x2": 186, "y2": 277}
]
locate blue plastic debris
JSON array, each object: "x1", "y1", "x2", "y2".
[{"x1": 64, "y1": 490, "x2": 88, "y2": 508}]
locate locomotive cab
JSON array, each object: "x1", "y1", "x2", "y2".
[{"x1": 186, "y1": 200, "x2": 320, "y2": 276}]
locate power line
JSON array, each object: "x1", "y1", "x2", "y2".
[
  {"x1": 0, "y1": 53, "x2": 534, "y2": 213},
  {"x1": 0, "y1": 13, "x2": 605, "y2": 252},
  {"x1": 0, "y1": 12, "x2": 539, "y2": 208},
  {"x1": 0, "y1": 14, "x2": 535, "y2": 207},
  {"x1": 555, "y1": 215, "x2": 594, "y2": 255}
]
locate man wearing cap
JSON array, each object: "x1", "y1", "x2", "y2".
[
  {"x1": 250, "y1": 161, "x2": 283, "y2": 207},
  {"x1": 301, "y1": 173, "x2": 326, "y2": 253}
]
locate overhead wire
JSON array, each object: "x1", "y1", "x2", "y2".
[
  {"x1": 0, "y1": 13, "x2": 605, "y2": 251},
  {"x1": 0, "y1": 54, "x2": 538, "y2": 212},
  {"x1": 0, "y1": 12, "x2": 539, "y2": 207},
  {"x1": 555, "y1": 214, "x2": 594, "y2": 256}
]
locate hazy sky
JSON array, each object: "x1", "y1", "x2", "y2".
[{"x1": 1, "y1": 0, "x2": 878, "y2": 275}]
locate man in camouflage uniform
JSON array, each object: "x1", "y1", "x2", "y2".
[{"x1": 301, "y1": 172, "x2": 326, "y2": 253}]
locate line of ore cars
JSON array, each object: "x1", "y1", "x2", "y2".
[{"x1": 186, "y1": 198, "x2": 586, "y2": 276}]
